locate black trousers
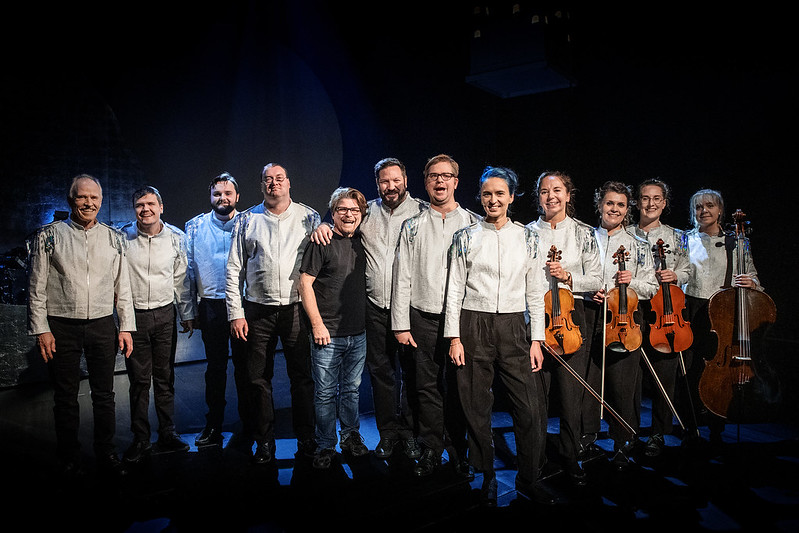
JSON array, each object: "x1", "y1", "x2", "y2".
[
  {"x1": 457, "y1": 310, "x2": 547, "y2": 484},
  {"x1": 409, "y1": 307, "x2": 467, "y2": 458},
  {"x1": 583, "y1": 298, "x2": 642, "y2": 445},
  {"x1": 244, "y1": 300, "x2": 315, "y2": 446},
  {"x1": 543, "y1": 298, "x2": 592, "y2": 465},
  {"x1": 365, "y1": 300, "x2": 416, "y2": 441},
  {"x1": 639, "y1": 299, "x2": 682, "y2": 436},
  {"x1": 126, "y1": 304, "x2": 178, "y2": 441},
  {"x1": 47, "y1": 314, "x2": 118, "y2": 461},
  {"x1": 198, "y1": 298, "x2": 250, "y2": 433}
]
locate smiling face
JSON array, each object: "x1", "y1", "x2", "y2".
[
  {"x1": 135, "y1": 192, "x2": 164, "y2": 233},
  {"x1": 480, "y1": 176, "x2": 513, "y2": 224},
  {"x1": 210, "y1": 180, "x2": 239, "y2": 218},
  {"x1": 694, "y1": 195, "x2": 722, "y2": 233},
  {"x1": 424, "y1": 160, "x2": 458, "y2": 209},
  {"x1": 638, "y1": 184, "x2": 666, "y2": 225},
  {"x1": 68, "y1": 178, "x2": 103, "y2": 228},
  {"x1": 600, "y1": 191, "x2": 629, "y2": 232},
  {"x1": 331, "y1": 197, "x2": 362, "y2": 237},
  {"x1": 376, "y1": 164, "x2": 407, "y2": 210},
  {"x1": 538, "y1": 174, "x2": 571, "y2": 223}
]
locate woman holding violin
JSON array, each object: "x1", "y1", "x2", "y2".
[
  {"x1": 525, "y1": 171, "x2": 602, "y2": 486},
  {"x1": 683, "y1": 188, "x2": 763, "y2": 446},
  {"x1": 583, "y1": 181, "x2": 657, "y2": 471},
  {"x1": 630, "y1": 179, "x2": 691, "y2": 457}
]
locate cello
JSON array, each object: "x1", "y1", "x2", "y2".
[
  {"x1": 698, "y1": 210, "x2": 776, "y2": 419},
  {"x1": 605, "y1": 245, "x2": 642, "y2": 353},
  {"x1": 544, "y1": 245, "x2": 582, "y2": 355},
  {"x1": 649, "y1": 238, "x2": 693, "y2": 353}
]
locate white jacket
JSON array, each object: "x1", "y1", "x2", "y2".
[
  {"x1": 226, "y1": 201, "x2": 320, "y2": 319},
  {"x1": 122, "y1": 221, "x2": 194, "y2": 321},
  {"x1": 359, "y1": 195, "x2": 427, "y2": 309},
  {"x1": 683, "y1": 228, "x2": 761, "y2": 300},
  {"x1": 525, "y1": 216, "x2": 603, "y2": 298},
  {"x1": 391, "y1": 205, "x2": 480, "y2": 330},
  {"x1": 594, "y1": 226, "x2": 658, "y2": 300},
  {"x1": 444, "y1": 220, "x2": 546, "y2": 341},
  {"x1": 27, "y1": 218, "x2": 135, "y2": 335}
]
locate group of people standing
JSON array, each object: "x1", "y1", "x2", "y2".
[{"x1": 26, "y1": 155, "x2": 762, "y2": 509}]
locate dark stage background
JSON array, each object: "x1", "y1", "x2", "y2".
[{"x1": 2, "y1": 2, "x2": 796, "y2": 419}]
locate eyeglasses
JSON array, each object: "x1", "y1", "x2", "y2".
[
  {"x1": 263, "y1": 176, "x2": 287, "y2": 184},
  {"x1": 640, "y1": 195, "x2": 664, "y2": 203},
  {"x1": 426, "y1": 172, "x2": 456, "y2": 182},
  {"x1": 334, "y1": 207, "x2": 361, "y2": 215}
]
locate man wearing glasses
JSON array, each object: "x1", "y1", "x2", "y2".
[
  {"x1": 299, "y1": 187, "x2": 369, "y2": 468},
  {"x1": 226, "y1": 163, "x2": 320, "y2": 464},
  {"x1": 391, "y1": 154, "x2": 479, "y2": 478},
  {"x1": 311, "y1": 158, "x2": 427, "y2": 462}
]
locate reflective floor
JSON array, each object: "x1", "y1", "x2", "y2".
[{"x1": 1, "y1": 357, "x2": 798, "y2": 532}]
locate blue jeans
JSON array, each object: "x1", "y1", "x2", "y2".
[{"x1": 311, "y1": 332, "x2": 367, "y2": 450}]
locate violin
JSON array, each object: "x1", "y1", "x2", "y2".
[
  {"x1": 605, "y1": 245, "x2": 642, "y2": 352},
  {"x1": 544, "y1": 245, "x2": 583, "y2": 355},
  {"x1": 699, "y1": 210, "x2": 776, "y2": 419},
  {"x1": 649, "y1": 238, "x2": 693, "y2": 353}
]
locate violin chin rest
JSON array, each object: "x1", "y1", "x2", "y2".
[
  {"x1": 651, "y1": 343, "x2": 672, "y2": 354},
  {"x1": 607, "y1": 342, "x2": 628, "y2": 353}
]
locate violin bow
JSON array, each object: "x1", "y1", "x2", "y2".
[
  {"x1": 640, "y1": 347, "x2": 685, "y2": 431},
  {"x1": 600, "y1": 283, "x2": 608, "y2": 419},
  {"x1": 677, "y1": 350, "x2": 701, "y2": 438},
  {"x1": 542, "y1": 341, "x2": 636, "y2": 437}
]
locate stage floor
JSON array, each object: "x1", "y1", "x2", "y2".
[{"x1": 1, "y1": 356, "x2": 798, "y2": 532}]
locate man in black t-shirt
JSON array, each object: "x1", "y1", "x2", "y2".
[{"x1": 299, "y1": 187, "x2": 369, "y2": 469}]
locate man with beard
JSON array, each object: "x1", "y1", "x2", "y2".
[
  {"x1": 312, "y1": 158, "x2": 427, "y2": 460},
  {"x1": 27, "y1": 174, "x2": 135, "y2": 477},
  {"x1": 185, "y1": 172, "x2": 252, "y2": 448}
]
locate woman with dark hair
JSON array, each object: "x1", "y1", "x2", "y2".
[
  {"x1": 525, "y1": 171, "x2": 602, "y2": 486},
  {"x1": 445, "y1": 166, "x2": 553, "y2": 507},
  {"x1": 583, "y1": 181, "x2": 657, "y2": 471}
]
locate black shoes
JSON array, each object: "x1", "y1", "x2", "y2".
[
  {"x1": 645, "y1": 433, "x2": 665, "y2": 457},
  {"x1": 480, "y1": 475, "x2": 498, "y2": 507},
  {"x1": 253, "y1": 441, "x2": 276, "y2": 464},
  {"x1": 578, "y1": 433, "x2": 604, "y2": 462},
  {"x1": 340, "y1": 431, "x2": 370, "y2": 457},
  {"x1": 454, "y1": 459, "x2": 475, "y2": 481},
  {"x1": 296, "y1": 437, "x2": 318, "y2": 458},
  {"x1": 313, "y1": 448, "x2": 337, "y2": 469},
  {"x1": 612, "y1": 441, "x2": 635, "y2": 471},
  {"x1": 413, "y1": 448, "x2": 441, "y2": 477},
  {"x1": 158, "y1": 433, "x2": 190, "y2": 453},
  {"x1": 195, "y1": 427, "x2": 223, "y2": 447},
  {"x1": 98, "y1": 452, "x2": 129, "y2": 477},
  {"x1": 402, "y1": 437, "x2": 421, "y2": 460},
  {"x1": 374, "y1": 437, "x2": 396, "y2": 459},
  {"x1": 123, "y1": 439, "x2": 152, "y2": 464},
  {"x1": 374, "y1": 436, "x2": 421, "y2": 460},
  {"x1": 566, "y1": 462, "x2": 588, "y2": 486},
  {"x1": 516, "y1": 478, "x2": 560, "y2": 506}
]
